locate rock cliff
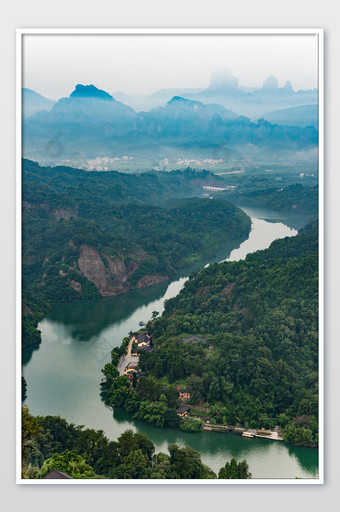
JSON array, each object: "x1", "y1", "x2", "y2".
[{"x1": 76, "y1": 244, "x2": 168, "y2": 296}]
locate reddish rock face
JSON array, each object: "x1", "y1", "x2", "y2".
[
  {"x1": 222, "y1": 281, "x2": 236, "y2": 298},
  {"x1": 76, "y1": 245, "x2": 168, "y2": 296},
  {"x1": 77, "y1": 245, "x2": 127, "y2": 296},
  {"x1": 77, "y1": 245, "x2": 108, "y2": 293}
]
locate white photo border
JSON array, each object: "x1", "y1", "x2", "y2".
[{"x1": 16, "y1": 27, "x2": 324, "y2": 485}]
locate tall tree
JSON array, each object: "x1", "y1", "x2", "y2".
[{"x1": 22, "y1": 406, "x2": 41, "y2": 478}]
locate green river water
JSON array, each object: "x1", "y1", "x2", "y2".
[{"x1": 23, "y1": 207, "x2": 318, "y2": 479}]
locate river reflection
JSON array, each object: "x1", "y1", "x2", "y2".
[
  {"x1": 112, "y1": 409, "x2": 318, "y2": 479},
  {"x1": 47, "y1": 281, "x2": 170, "y2": 342}
]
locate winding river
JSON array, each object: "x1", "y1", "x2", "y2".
[{"x1": 23, "y1": 207, "x2": 318, "y2": 479}]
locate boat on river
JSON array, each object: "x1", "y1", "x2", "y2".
[{"x1": 242, "y1": 431, "x2": 254, "y2": 438}]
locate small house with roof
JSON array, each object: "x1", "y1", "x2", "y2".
[
  {"x1": 124, "y1": 361, "x2": 139, "y2": 375},
  {"x1": 176, "y1": 405, "x2": 190, "y2": 418},
  {"x1": 43, "y1": 469, "x2": 74, "y2": 479},
  {"x1": 141, "y1": 345, "x2": 155, "y2": 353},
  {"x1": 136, "y1": 332, "x2": 151, "y2": 347},
  {"x1": 178, "y1": 388, "x2": 191, "y2": 401},
  {"x1": 136, "y1": 370, "x2": 147, "y2": 381},
  {"x1": 127, "y1": 368, "x2": 146, "y2": 384}
]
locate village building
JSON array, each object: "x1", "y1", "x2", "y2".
[
  {"x1": 178, "y1": 388, "x2": 191, "y2": 401},
  {"x1": 43, "y1": 469, "x2": 74, "y2": 479},
  {"x1": 126, "y1": 370, "x2": 135, "y2": 383},
  {"x1": 136, "y1": 332, "x2": 151, "y2": 347},
  {"x1": 129, "y1": 331, "x2": 151, "y2": 348},
  {"x1": 130, "y1": 331, "x2": 154, "y2": 354},
  {"x1": 127, "y1": 367, "x2": 147, "y2": 384},
  {"x1": 141, "y1": 345, "x2": 155, "y2": 353},
  {"x1": 136, "y1": 370, "x2": 147, "y2": 381},
  {"x1": 176, "y1": 405, "x2": 190, "y2": 418},
  {"x1": 132, "y1": 344, "x2": 154, "y2": 356},
  {"x1": 124, "y1": 361, "x2": 139, "y2": 375}
]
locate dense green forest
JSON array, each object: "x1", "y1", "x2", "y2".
[
  {"x1": 101, "y1": 221, "x2": 318, "y2": 447},
  {"x1": 209, "y1": 166, "x2": 318, "y2": 216},
  {"x1": 225, "y1": 183, "x2": 318, "y2": 215},
  {"x1": 23, "y1": 158, "x2": 226, "y2": 207},
  {"x1": 22, "y1": 159, "x2": 251, "y2": 348},
  {"x1": 22, "y1": 407, "x2": 251, "y2": 479}
]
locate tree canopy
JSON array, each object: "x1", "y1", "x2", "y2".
[
  {"x1": 22, "y1": 159, "x2": 250, "y2": 349},
  {"x1": 23, "y1": 414, "x2": 251, "y2": 480},
  {"x1": 105, "y1": 223, "x2": 318, "y2": 447}
]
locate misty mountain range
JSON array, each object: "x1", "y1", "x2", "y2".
[
  {"x1": 24, "y1": 69, "x2": 318, "y2": 118},
  {"x1": 261, "y1": 104, "x2": 318, "y2": 129},
  {"x1": 23, "y1": 74, "x2": 318, "y2": 168},
  {"x1": 113, "y1": 70, "x2": 317, "y2": 117},
  {"x1": 22, "y1": 88, "x2": 56, "y2": 120}
]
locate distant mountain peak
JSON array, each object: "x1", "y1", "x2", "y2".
[
  {"x1": 168, "y1": 96, "x2": 190, "y2": 103},
  {"x1": 284, "y1": 80, "x2": 293, "y2": 91},
  {"x1": 166, "y1": 96, "x2": 204, "y2": 112},
  {"x1": 167, "y1": 96, "x2": 204, "y2": 106},
  {"x1": 263, "y1": 75, "x2": 279, "y2": 90},
  {"x1": 210, "y1": 68, "x2": 239, "y2": 89},
  {"x1": 22, "y1": 88, "x2": 56, "y2": 119},
  {"x1": 70, "y1": 84, "x2": 114, "y2": 100}
]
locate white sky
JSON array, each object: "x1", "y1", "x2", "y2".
[{"x1": 23, "y1": 33, "x2": 319, "y2": 100}]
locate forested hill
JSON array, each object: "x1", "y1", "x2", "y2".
[
  {"x1": 22, "y1": 408, "x2": 251, "y2": 480},
  {"x1": 22, "y1": 158, "x2": 225, "y2": 206},
  {"x1": 225, "y1": 183, "x2": 318, "y2": 215},
  {"x1": 141, "y1": 223, "x2": 318, "y2": 446},
  {"x1": 22, "y1": 159, "x2": 251, "y2": 348}
]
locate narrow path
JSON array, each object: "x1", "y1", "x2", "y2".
[
  {"x1": 127, "y1": 336, "x2": 133, "y2": 356},
  {"x1": 117, "y1": 337, "x2": 139, "y2": 376}
]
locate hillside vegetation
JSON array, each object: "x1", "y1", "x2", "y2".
[
  {"x1": 22, "y1": 408, "x2": 251, "y2": 479},
  {"x1": 103, "y1": 221, "x2": 318, "y2": 447},
  {"x1": 224, "y1": 183, "x2": 318, "y2": 215},
  {"x1": 22, "y1": 159, "x2": 251, "y2": 348}
]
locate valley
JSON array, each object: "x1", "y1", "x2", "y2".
[
  {"x1": 20, "y1": 56, "x2": 320, "y2": 481},
  {"x1": 22, "y1": 159, "x2": 251, "y2": 347}
]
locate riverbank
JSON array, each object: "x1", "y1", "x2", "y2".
[
  {"x1": 105, "y1": 223, "x2": 317, "y2": 448},
  {"x1": 202, "y1": 424, "x2": 283, "y2": 441},
  {"x1": 107, "y1": 330, "x2": 286, "y2": 443}
]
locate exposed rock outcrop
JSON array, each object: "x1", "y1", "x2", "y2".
[
  {"x1": 75, "y1": 245, "x2": 169, "y2": 296},
  {"x1": 77, "y1": 245, "x2": 115, "y2": 296},
  {"x1": 22, "y1": 305, "x2": 34, "y2": 315},
  {"x1": 195, "y1": 286, "x2": 210, "y2": 297},
  {"x1": 77, "y1": 245, "x2": 145, "y2": 296},
  {"x1": 222, "y1": 282, "x2": 236, "y2": 298}
]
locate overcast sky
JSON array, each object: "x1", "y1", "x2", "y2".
[{"x1": 23, "y1": 33, "x2": 319, "y2": 100}]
